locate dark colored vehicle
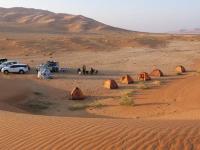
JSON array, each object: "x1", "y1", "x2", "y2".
[
  {"x1": 36, "y1": 61, "x2": 59, "y2": 73},
  {"x1": 0, "y1": 58, "x2": 8, "y2": 65},
  {"x1": 46, "y1": 61, "x2": 59, "y2": 72}
]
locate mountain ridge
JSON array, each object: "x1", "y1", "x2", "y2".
[{"x1": 0, "y1": 7, "x2": 133, "y2": 33}]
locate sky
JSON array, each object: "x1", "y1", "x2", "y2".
[{"x1": 0, "y1": 0, "x2": 200, "y2": 33}]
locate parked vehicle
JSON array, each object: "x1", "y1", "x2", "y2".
[
  {"x1": 36, "y1": 61, "x2": 59, "y2": 73},
  {"x1": 0, "y1": 60, "x2": 18, "y2": 70},
  {"x1": 0, "y1": 58, "x2": 8, "y2": 65},
  {"x1": 36, "y1": 64, "x2": 49, "y2": 72},
  {"x1": 2, "y1": 64, "x2": 29, "y2": 74},
  {"x1": 46, "y1": 61, "x2": 59, "y2": 72}
]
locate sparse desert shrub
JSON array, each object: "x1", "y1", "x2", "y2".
[
  {"x1": 120, "y1": 95, "x2": 135, "y2": 106},
  {"x1": 152, "y1": 80, "x2": 162, "y2": 86},
  {"x1": 176, "y1": 72, "x2": 182, "y2": 76},
  {"x1": 137, "y1": 83, "x2": 150, "y2": 90},
  {"x1": 120, "y1": 90, "x2": 135, "y2": 106},
  {"x1": 90, "y1": 101, "x2": 103, "y2": 108},
  {"x1": 124, "y1": 91, "x2": 135, "y2": 97},
  {"x1": 68, "y1": 103, "x2": 88, "y2": 111},
  {"x1": 23, "y1": 100, "x2": 52, "y2": 112},
  {"x1": 68, "y1": 101, "x2": 103, "y2": 111}
]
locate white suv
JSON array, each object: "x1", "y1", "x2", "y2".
[
  {"x1": 2, "y1": 64, "x2": 29, "y2": 74},
  {"x1": 0, "y1": 61, "x2": 18, "y2": 70}
]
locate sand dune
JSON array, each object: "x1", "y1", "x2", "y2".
[
  {"x1": 144, "y1": 75, "x2": 200, "y2": 120},
  {"x1": 0, "y1": 7, "x2": 130, "y2": 33},
  {"x1": 1, "y1": 70, "x2": 200, "y2": 149},
  {"x1": 1, "y1": 111, "x2": 200, "y2": 149}
]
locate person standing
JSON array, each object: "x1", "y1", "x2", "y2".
[{"x1": 82, "y1": 65, "x2": 86, "y2": 75}]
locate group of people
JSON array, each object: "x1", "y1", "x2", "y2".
[{"x1": 77, "y1": 65, "x2": 98, "y2": 75}]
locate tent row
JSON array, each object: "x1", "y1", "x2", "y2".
[{"x1": 70, "y1": 66, "x2": 186, "y2": 100}]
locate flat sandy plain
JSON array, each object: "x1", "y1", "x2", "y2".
[{"x1": 1, "y1": 32, "x2": 200, "y2": 150}]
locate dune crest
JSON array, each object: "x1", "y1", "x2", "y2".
[{"x1": 0, "y1": 7, "x2": 131, "y2": 33}]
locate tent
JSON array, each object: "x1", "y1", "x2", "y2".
[
  {"x1": 103, "y1": 80, "x2": 118, "y2": 89},
  {"x1": 150, "y1": 69, "x2": 164, "y2": 77},
  {"x1": 176, "y1": 65, "x2": 186, "y2": 73},
  {"x1": 70, "y1": 87, "x2": 85, "y2": 100},
  {"x1": 120, "y1": 75, "x2": 134, "y2": 84},
  {"x1": 138, "y1": 72, "x2": 151, "y2": 81}
]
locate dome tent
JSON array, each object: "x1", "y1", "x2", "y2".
[
  {"x1": 150, "y1": 69, "x2": 164, "y2": 77},
  {"x1": 120, "y1": 75, "x2": 134, "y2": 84},
  {"x1": 70, "y1": 87, "x2": 85, "y2": 100},
  {"x1": 103, "y1": 80, "x2": 118, "y2": 89}
]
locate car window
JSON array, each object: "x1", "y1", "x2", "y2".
[
  {"x1": 11, "y1": 65, "x2": 22, "y2": 68},
  {"x1": 10, "y1": 65, "x2": 17, "y2": 68},
  {"x1": 19, "y1": 65, "x2": 27, "y2": 68},
  {"x1": 5, "y1": 62, "x2": 16, "y2": 65},
  {"x1": 13, "y1": 65, "x2": 27, "y2": 68}
]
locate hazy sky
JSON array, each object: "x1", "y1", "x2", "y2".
[{"x1": 0, "y1": 0, "x2": 200, "y2": 32}]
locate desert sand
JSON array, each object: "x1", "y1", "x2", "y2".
[
  {"x1": 1, "y1": 7, "x2": 200, "y2": 150},
  {"x1": 1, "y1": 35, "x2": 200, "y2": 149}
]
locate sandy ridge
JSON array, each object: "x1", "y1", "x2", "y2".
[{"x1": 1, "y1": 111, "x2": 200, "y2": 150}]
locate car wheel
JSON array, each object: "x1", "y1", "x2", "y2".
[
  {"x1": 4, "y1": 70, "x2": 9, "y2": 75},
  {"x1": 19, "y1": 70, "x2": 25, "y2": 74}
]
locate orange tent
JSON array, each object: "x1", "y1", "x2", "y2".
[
  {"x1": 120, "y1": 75, "x2": 134, "y2": 84},
  {"x1": 138, "y1": 72, "x2": 151, "y2": 81},
  {"x1": 104, "y1": 80, "x2": 119, "y2": 89},
  {"x1": 70, "y1": 87, "x2": 85, "y2": 100}
]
